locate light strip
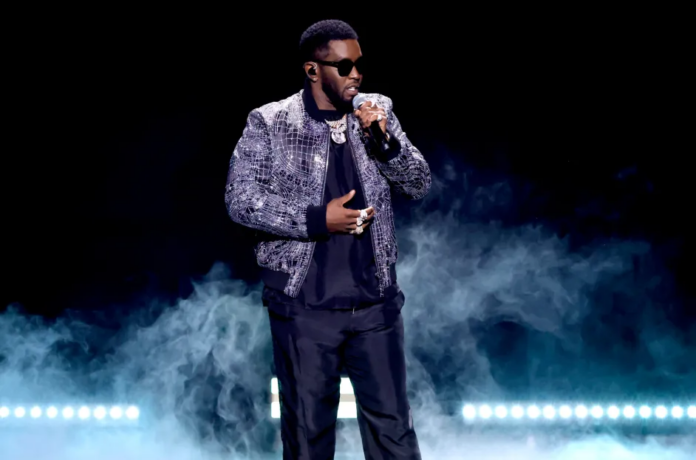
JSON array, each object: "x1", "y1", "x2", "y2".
[
  {"x1": 462, "y1": 404, "x2": 696, "y2": 422},
  {"x1": 269, "y1": 377, "x2": 696, "y2": 424},
  {"x1": 0, "y1": 405, "x2": 140, "y2": 421}
]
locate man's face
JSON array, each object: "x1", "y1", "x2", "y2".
[{"x1": 316, "y1": 39, "x2": 363, "y2": 107}]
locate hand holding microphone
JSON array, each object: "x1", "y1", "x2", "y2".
[{"x1": 352, "y1": 93, "x2": 390, "y2": 152}]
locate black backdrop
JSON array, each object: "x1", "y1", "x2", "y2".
[{"x1": 3, "y1": 7, "x2": 692, "y2": 326}]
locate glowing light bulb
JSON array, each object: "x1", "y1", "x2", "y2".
[
  {"x1": 527, "y1": 406, "x2": 540, "y2": 419},
  {"x1": 78, "y1": 407, "x2": 91, "y2": 419},
  {"x1": 94, "y1": 406, "x2": 107, "y2": 420},
  {"x1": 591, "y1": 406, "x2": 604, "y2": 419},
  {"x1": 126, "y1": 406, "x2": 139, "y2": 420},
  {"x1": 463, "y1": 404, "x2": 476, "y2": 419},
  {"x1": 575, "y1": 405, "x2": 588, "y2": 419},
  {"x1": 543, "y1": 405, "x2": 555, "y2": 419},
  {"x1": 655, "y1": 406, "x2": 668, "y2": 419},
  {"x1": 495, "y1": 405, "x2": 507, "y2": 419},
  {"x1": 559, "y1": 405, "x2": 572, "y2": 419},
  {"x1": 110, "y1": 406, "x2": 123, "y2": 419},
  {"x1": 511, "y1": 405, "x2": 524, "y2": 419}
]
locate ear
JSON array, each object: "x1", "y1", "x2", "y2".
[{"x1": 304, "y1": 62, "x2": 317, "y2": 80}]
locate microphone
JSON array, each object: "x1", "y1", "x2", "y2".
[{"x1": 352, "y1": 93, "x2": 390, "y2": 152}]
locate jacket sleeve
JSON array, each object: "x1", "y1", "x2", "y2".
[
  {"x1": 369, "y1": 97, "x2": 431, "y2": 200},
  {"x1": 225, "y1": 109, "x2": 327, "y2": 239}
]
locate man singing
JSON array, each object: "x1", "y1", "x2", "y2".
[{"x1": 225, "y1": 19, "x2": 430, "y2": 459}]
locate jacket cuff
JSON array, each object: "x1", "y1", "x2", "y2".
[
  {"x1": 372, "y1": 129, "x2": 401, "y2": 162},
  {"x1": 306, "y1": 205, "x2": 328, "y2": 238}
]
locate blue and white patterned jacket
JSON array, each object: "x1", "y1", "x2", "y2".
[{"x1": 225, "y1": 88, "x2": 431, "y2": 298}]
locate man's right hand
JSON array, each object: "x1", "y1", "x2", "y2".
[{"x1": 326, "y1": 190, "x2": 374, "y2": 233}]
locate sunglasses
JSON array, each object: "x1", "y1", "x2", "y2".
[{"x1": 314, "y1": 56, "x2": 365, "y2": 77}]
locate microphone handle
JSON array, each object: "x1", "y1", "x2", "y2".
[{"x1": 367, "y1": 120, "x2": 390, "y2": 152}]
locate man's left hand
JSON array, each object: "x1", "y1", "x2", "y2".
[{"x1": 353, "y1": 101, "x2": 387, "y2": 138}]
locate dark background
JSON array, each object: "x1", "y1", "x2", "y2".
[{"x1": 3, "y1": 8, "x2": 692, "y2": 330}]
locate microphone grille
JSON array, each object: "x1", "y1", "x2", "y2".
[{"x1": 352, "y1": 93, "x2": 369, "y2": 109}]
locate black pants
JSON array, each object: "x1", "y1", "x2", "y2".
[{"x1": 267, "y1": 291, "x2": 421, "y2": 459}]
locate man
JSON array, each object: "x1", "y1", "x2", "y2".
[{"x1": 225, "y1": 19, "x2": 430, "y2": 459}]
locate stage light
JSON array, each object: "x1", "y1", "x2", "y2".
[
  {"x1": 591, "y1": 406, "x2": 604, "y2": 419},
  {"x1": 0, "y1": 404, "x2": 139, "y2": 424},
  {"x1": 655, "y1": 406, "x2": 668, "y2": 419},
  {"x1": 511, "y1": 405, "x2": 524, "y2": 419},
  {"x1": 575, "y1": 405, "x2": 588, "y2": 419},
  {"x1": 266, "y1": 377, "x2": 696, "y2": 425},
  {"x1": 543, "y1": 405, "x2": 555, "y2": 419},
  {"x1": 495, "y1": 405, "x2": 507, "y2": 419},
  {"x1": 639, "y1": 406, "x2": 652, "y2": 418},
  {"x1": 559, "y1": 405, "x2": 572, "y2": 419},
  {"x1": 126, "y1": 406, "x2": 140, "y2": 420},
  {"x1": 110, "y1": 407, "x2": 123, "y2": 419},
  {"x1": 456, "y1": 401, "x2": 695, "y2": 424},
  {"x1": 463, "y1": 404, "x2": 476, "y2": 419},
  {"x1": 94, "y1": 406, "x2": 107, "y2": 420}
]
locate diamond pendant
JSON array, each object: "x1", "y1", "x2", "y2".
[{"x1": 331, "y1": 130, "x2": 346, "y2": 144}]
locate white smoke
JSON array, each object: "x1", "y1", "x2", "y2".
[{"x1": 0, "y1": 174, "x2": 693, "y2": 458}]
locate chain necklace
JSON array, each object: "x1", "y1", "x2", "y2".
[{"x1": 325, "y1": 114, "x2": 347, "y2": 144}]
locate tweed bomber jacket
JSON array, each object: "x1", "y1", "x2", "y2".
[{"x1": 225, "y1": 88, "x2": 431, "y2": 298}]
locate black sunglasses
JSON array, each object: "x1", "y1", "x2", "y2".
[{"x1": 314, "y1": 56, "x2": 365, "y2": 77}]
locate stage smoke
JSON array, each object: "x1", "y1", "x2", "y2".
[{"x1": 1, "y1": 160, "x2": 693, "y2": 458}]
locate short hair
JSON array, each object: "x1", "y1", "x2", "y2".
[{"x1": 299, "y1": 19, "x2": 358, "y2": 63}]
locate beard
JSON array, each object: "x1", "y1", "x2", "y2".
[{"x1": 321, "y1": 80, "x2": 353, "y2": 113}]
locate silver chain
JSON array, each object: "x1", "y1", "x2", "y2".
[{"x1": 325, "y1": 114, "x2": 347, "y2": 144}]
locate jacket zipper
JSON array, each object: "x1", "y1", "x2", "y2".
[{"x1": 347, "y1": 122, "x2": 383, "y2": 297}]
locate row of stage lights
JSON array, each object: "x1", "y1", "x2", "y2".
[
  {"x1": 271, "y1": 378, "x2": 696, "y2": 423},
  {"x1": 0, "y1": 406, "x2": 139, "y2": 421},
  {"x1": 462, "y1": 404, "x2": 696, "y2": 421}
]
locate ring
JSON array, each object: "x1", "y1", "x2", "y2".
[
  {"x1": 357, "y1": 217, "x2": 363, "y2": 226},
  {"x1": 376, "y1": 114, "x2": 383, "y2": 122},
  {"x1": 355, "y1": 226, "x2": 363, "y2": 235},
  {"x1": 360, "y1": 209, "x2": 368, "y2": 219}
]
